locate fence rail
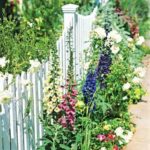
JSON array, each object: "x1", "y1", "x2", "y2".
[{"x1": 0, "y1": 3, "x2": 102, "y2": 150}]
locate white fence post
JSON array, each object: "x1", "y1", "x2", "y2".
[
  {"x1": 62, "y1": 4, "x2": 79, "y2": 30},
  {"x1": 62, "y1": 4, "x2": 79, "y2": 80}
]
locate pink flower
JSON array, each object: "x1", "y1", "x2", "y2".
[
  {"x1": 58, "y1": 117, "x2": 67, "y2": 128},
  {"x1": 58, "y1": 81, "x2": 78, "y2": 130},
  {"x1": 97, "y1": 134, "x2": 106, "y2": 141},
  {"x1": 113, "y1": 145, "x2": 119, "y2": 150}
]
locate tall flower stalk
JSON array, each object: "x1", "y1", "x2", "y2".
[
  {"x1": 58, "y1": 27, "x2": 77, "y2": 130},
  {"x1": 43, "y1": 43, "x2": 61, "y2": 118}
]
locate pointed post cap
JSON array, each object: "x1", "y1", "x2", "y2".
[{"x1": 62, "y1": 4, "x2": 79, "y2": 13}]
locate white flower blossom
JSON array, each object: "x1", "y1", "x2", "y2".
[
  {"x1": 29, "y1": 59, "x2": 41, "y2": 72},
  {"x1": 94, "y1": 27, "x2": 106, "y2": 39},
  {"x1": 122, "y1": 82, "x2": 131, "y2": 91},
  {"x1": 123, "y1": 96, "x2": 128, "y2": 100},
  {"x1": 84, "y1": 62, "x2": 90, "y2": 70},
  {"x1": 136, "y1": 36, "x2": 145, "y2": 45},
  {"x1": 101, "y1": 147, "x2": 107, "y2": 150},
  {"x1": 119, "y1": 140, "x2": 123, "y2": 145},
  {"x1": 132, "y1": 77, "x2": 142, "y2": 84},
  {"x1": 0, "y1": 57, "x2": 9, "y2": 68},
  {"x1": 110, "y1": 45, "x2": 120, "y2": 54},
  {"x1": 127, "y1": 37, "x2": 133, "y2": 42},
  {"x1": 108, "y1": 30, "x2": 122, "y2": 43},
  {"x1": 115, "y1": 127, "x2": 124, "y2": 137},
  {"x1": 122, "y1": 131, "x2": 133, "y2": 143},
  {"x1": 27, "y1": 22, "x2": 33, "y2": 27},
  {"x1": 134, "y1": 67, "x2": 146, "y2": 78},
  {"x1": 0, "y1": 90, "x2": 12, "y2": 104}
]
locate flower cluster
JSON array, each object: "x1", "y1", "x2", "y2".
[
  {"x1": 29, "y1": 59, "x2": 41, "y2": 72},
  {"x1": 97, "y1": 126, "x2": 133, "y2": 150},
  {"x1": 94, "y1": 27, "x2": 106, "y2": 39},
  {"x1": 0, "y1": 57, "x2": 9, "y2": 68},
  {"x1": 58, "y1": 82, "x2": 78, "y2": 130},
  {"x1": 0, "y1": 90, "x2": 12, "y2": 104},
  {"x1": 97, "y1": 132, "x2": 116, "y2": 142},
  {"x1": 108, "y1": 30, "x2": 122, "y2": 44},
  {"x1": 122, "y1": 82, "x2": 131, "y2": 91},
  {"x1": 136, "y1": 36, "x2": 145, "y2": 46},
  {"x1": 43, "y1": 74, "x2": 61, "y2": 114},
  {"x1": 115, "y1": 127, "x2": 133, "y2": 144},
  {"x1": 82, "y1": 71, "x2": 97, "y2": 104},
  {"x1": 96, "y1": 52, "x2": 112, "y2": 89},
  {"x1": 134, "y1": 67, "x2": 146, "y2": 78}
]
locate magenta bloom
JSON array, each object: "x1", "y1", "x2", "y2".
[
  {"x1": 58, "y1": 82, "x2": 78, "y2": 130},
  {"x1": 97, "y1": 134, "x2": 106, "y2": 141}
]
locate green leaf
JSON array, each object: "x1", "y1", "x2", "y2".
[{"x1": 60, "y1": 144, "x2": 70, "y2": 150}]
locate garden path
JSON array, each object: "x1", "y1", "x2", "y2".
[{"x1": 126, "y1": 54, "x2": 150, "y2": 150}]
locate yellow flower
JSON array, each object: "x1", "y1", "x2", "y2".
[
  {"x1": 134, "y1": 88, "x2": 142, "y2": 99},
  {"x1": 103, "y1": 124, "x2": 111, "y2": 130},
  {"x1": 54, "y1": 107, "x2": 60, "y2": 113},
  {"x1": 76, "y1": 101, "x2": 85, "y2": 108}
]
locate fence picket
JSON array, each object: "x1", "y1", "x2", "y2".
[
  {"x1": 21, "y1": 72, "x2": 30, "y2": 150},
  {"x1": 16, "y1": 75, "x2": 24, "y2": 150},
  {"x1": 9, "y1": 76, "x2": 18, "y2": 150},
  {"x1": 0, "y1": 77, "x2": 4, "y2": 150},
  {"x1": 32, "y1": 72, "x2": 39, "y2": 148},
  {"x1": 27, "y1": 72, "x2": 35, "y2": 150},
  {"x1": 38, "y1": 68, "x2": 44, "y2": 146}
]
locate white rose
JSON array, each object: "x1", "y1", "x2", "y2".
[
  {"x1": 126, "y1": 131, "x2": 133, "y2": 140},
  {"x1": 136, "y1": 36, "x2": 145, "y2": 45},
  {"x1": 101, "y1": 147, "x2": 107, "y2": 150},
  {"x1": 123, "y1": 96, "x2": 128, "y2": 100},
  {"x1": 94, "y1": 27, "x2": 106, "y2": 39},
  {"x1": 0, "y1": 90, "x2": 12, "y2": 104},
  {"x1": 127, "y1": 37, "x2": 133, "y2": 42},
  {"x1": 110, "y1": 45, "x2": 120, "y2": 54},
  {"x1": 122, "y1": 82, "x2": 131, "y2": 91},
  {"x1": 132, "y1": 77, "x2": 142, "y2": 84},
  {"x1": 0, "y1": 57, "x2": 9, "y2": 68},
  {"x1": 122, "y1": 131, "x2": 133, "y2": 143},
  {"x1": 108, "y1": 30, "x2": 122, "y2": 43},
  {"x1": 115, "y1": 127, "x2": 124, "y2": 137},
  {"x1": 29, "y1": 59, "x2": 41, "y2": 72},
  {"x1": 119, "y1": 140, "x2": 124, "y2": 145},
  {"x1": 84, "y1": 62, "x2": 90, "y2": 70},
  {"x1": 134, "y1": 67, "x2": 146, "y2": 78}
]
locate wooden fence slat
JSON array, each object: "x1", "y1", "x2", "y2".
[
  {"x1": 16, "y1": 75, "x2": 24, "y2": 150},
  {"x1": 9, "y1": 75, "x2": 18, "y2": 150},
  {"x1": 32, "y1": 72, "x2": 39, "y2": 148},
  {"x1": 21, "y1": 72, "x2": 30, "y2": 150},
  {"x1": 0, "y1": 77, "x2": 4, "y2": 150},
  {"x1": 38, "y1": 68, "x2": 44, "y2": 146},
  {"x1": 27, "y1": 72, "x2": 34, "y2": 150},
  {"x1": 2, "y1": 77, "x2": 11, "y2": 150},
  {"x1": 0, "y1": 115, "x2": 3, "y2": 150}
]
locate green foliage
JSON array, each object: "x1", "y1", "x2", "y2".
[
  {"x1": 119, "y1": 0, "x2": 149, "y2": 22},
  {"x1": 22, "y1": 0, "x2": 62, "y2": 34},
  {"x1": 0, "y1": 17, "x2": 50, "y2": 74}
]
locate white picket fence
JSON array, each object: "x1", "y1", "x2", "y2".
[
  {"x1": 0, "y1": 3, "x2": 101, "y2": 150},
  {"x1": 0, "y1": 62, "x2": 49, "y2": 150}
]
